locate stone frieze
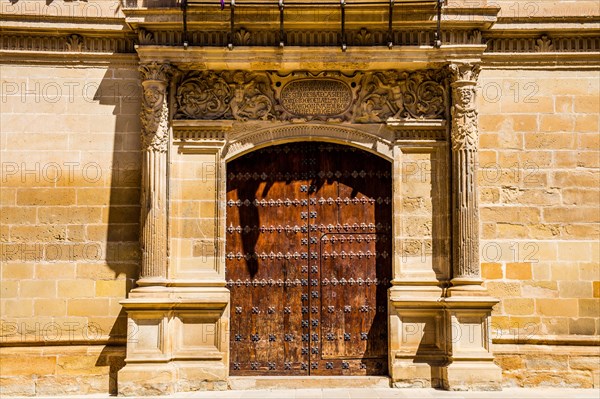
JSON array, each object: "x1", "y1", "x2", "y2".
[{"x1": 173, "y1": 69, "x2": 448, "y2": 123}]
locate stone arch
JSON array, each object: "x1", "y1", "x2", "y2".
[{"x1": 222, "y1": 123, "x2": 394, "y2": 162}]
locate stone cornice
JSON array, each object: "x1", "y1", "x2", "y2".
[
  {"x1": 136, "y1": 45, "x2": 486, "y2": 71},
  {"x1": 0, "y1": 22, "x2": 599, "y2": 70}
]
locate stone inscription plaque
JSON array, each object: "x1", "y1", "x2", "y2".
[{"x1": 280, "y1": 79, "x2": 352, "y2": 116}]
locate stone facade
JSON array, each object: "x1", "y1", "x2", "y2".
[{"x1": 0, "y1": 0, "x2": 598, "y2": 396}]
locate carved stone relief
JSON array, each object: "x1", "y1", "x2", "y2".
[
  {"x1": 174, "y1": 69, "x2": 448, "y2": 123},
  {"x1": 140, "y1": 63, "x2": 175, "y2": 153},
  {"x1": 354, "y1": 70, "x2": 447, "y2": 122},
  {"x1": 175, "y1": 70, "x2": 274, "y2": 121},
  {"x1": 448, "y1": 63, "x2": 480, "y2": 152}
]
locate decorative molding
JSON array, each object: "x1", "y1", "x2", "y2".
[
  {"x1": 172, "y1": 120, "x2": 231, "y2": 145},
  {"x1": 1, "y1": 31, "x2": 598, "y2": 60},
  {"x1": 173, "y1": 69, "x2": 448, "y2": 124},
  {"x1": 223, "y1": 124, "x2": 394, "y2": 162},
  {"x1": 387, "y1": 120, "x2": 447, "y2": 141},
  {"x1": 0, "y1": 33, "x2": 135, "y2": 53},
  {"x1": 485, "y1": 35, "x2": 600, "y2": 53}
]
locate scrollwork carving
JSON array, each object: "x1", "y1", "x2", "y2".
[
  {"x1": 174, "y1": 69, "x2": 448, "y2": 123},
  {"x1": 354, "y1": 70, "x2": 447, "y2": 122},
  {"x1": 174, "y1": 70, "x2": 274, "y2": 121}
]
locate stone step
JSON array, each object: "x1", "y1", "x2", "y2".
[{"x1": 228, "y1": 376, "x2": 391, "y2": 390}]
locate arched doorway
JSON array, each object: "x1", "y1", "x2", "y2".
[{"x1": 226, "y1": 142, "x2": 392, "y2": 376}]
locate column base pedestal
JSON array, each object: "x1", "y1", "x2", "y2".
[
  {"x1": 118, "y1": 287, "x2": 229, "y2": 396},
  {"x1": 118, "y1": 364, "x2": 177, "y2": 396},
  {"x1": 441, "y1": 361, "x2": 503, "y2": 391},
  {"x1": 118, "y1": 363, "x2": 228, "y2": 396}
]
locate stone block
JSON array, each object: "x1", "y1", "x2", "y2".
[
  {"x1": 442, "y1": 362, "x2": 502, "y2": 391},
  {"x1": 536, "y1": 298, "x2": 578, "y2": 317},
  {"x1": 539, "y1": 115, "x2": 574, "y2": 132},
  {"x1": 579, "y1": 299, "x2": 600, "y2": 317},
  {"x1": 118, "y1": 364, "x2": 177, "y2": 396},
  {"x1": 0, "y1": 376, "x2": 36, "y2": 396},
  {"x1": 34, "y1": 298, "x2": 67, "y2": 317},
  {"x1": 67, "y1": 298, "x2": 110, "y2": 317},
  {"x1": 1, "y1": 281, "x2": 19, "y2": 297},
  {"x1": 482, "y1": 263, "x2": 502, "y2": 279},
  {"x1": 485, "y1": 281, "x2": 522, "y2": 298},
  {"x1": 20, "y1": 280, "x2": 56, "y2": 298},
  {"x1": 503, "y1": 298, "x2": 534, "y2": 316},
  {"x1": 521, "y1": 281, "x2": 558, "y2": 298},
  {"x1": 575, "y1": 115, "x2": 600, "y2": 133},
  {"x1": 531, "y1": 263, "x2": 550, "y2": 280},
  {"x1": 551, "y1": 264, "x2": 580, "y2": 281},
  {"x1": 1, "y1": 299, "x2": 34, "y2": 317},
  {"x1": 554, "y1": 96, "x2": 573, "y2": 113},
  {"x1": 58, "y1": 279, "x2": 96, "y2": 298},
  {"x1": 1, "y1": 262, "x2": 34, "y2": 279},
  {"x1": 525, "y1": 133, "x2": 574, "y2": 150},
  {"x1": 574, "y1": 95, "x2": 600, "y2": 113},
  {"x1": 558, "y1": 281, "x2": 593, "y2": 298},
  {"x1": 0, "y1": 207, "x2": 36, "y2": 224},
  {"x1": 542, "y1": 317, "x2": 569, "y2": 335},
  {"x1": 16, "y1": 188, "x2": 76, "y2": 206},
  {"x1": 96, "y1": 279, "x2": 127, "y2": 297},
  {"x1": 554, "y1": 170, "x2": 600, "y2": 189},
  {"x1": 569, "y1": 318, "x2": 596, "y2": 335},
  {"x1": 0, "y1": 355, "x2": 56, "y2": 376},
  {"x1": 39, "y1": 207, "x2": 103, "y2": 225},
  {"x1": 506, "y1": 263, "x2": 532, "y2": 280}
]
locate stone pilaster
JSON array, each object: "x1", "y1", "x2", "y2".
[
  {"x1": 449, "y1": 62, "x2": 483, "y2": 289},
  {"x1": 119, "y1": 70, "x2": 230, "y2": 394},
  {"x1": 138, "y1": 62, "x2": 174, "y2": 284},
  {"x1": 441, "y1": 62, "x2": 502, "y2": 390}
]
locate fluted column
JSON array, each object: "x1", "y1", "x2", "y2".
[
  {"x1": 449, "y1": 62, "x2": 482, "y2": 288},
  {"x1": 138, "y1": 62, "x2": 174, "y2": 283}
]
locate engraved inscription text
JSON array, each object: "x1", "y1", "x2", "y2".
[{"x1": 281, "y1": 79, "x2": 352, "y2": 116}]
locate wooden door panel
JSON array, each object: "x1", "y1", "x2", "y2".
[
  {"x1": 227, "y1": 146, "x2": 309, "y2": 375},
  {"x1": 227, "y1": 143, "x2": 391, "y2": 376}
]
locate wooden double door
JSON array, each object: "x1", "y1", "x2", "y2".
[{"x1": 226, "y1": 142, "x2": 392, "y2": 375}]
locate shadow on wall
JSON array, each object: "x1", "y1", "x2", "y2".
[{"x1": 91, "y1": 59, "x2": 142, "y2": 395}]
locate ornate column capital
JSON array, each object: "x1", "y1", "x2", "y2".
[
  {"x1": 139, "y1": 62, "x2": 175, "y2": 153},
  {"x1": 448, "y1": 62, "x2": 481, "y2": 84},
  {"x1": 139, "y1": 62, "x2": 176, "y2": 83},
  {"x1": 448, "y1": 63, "x2": 480, "y2": 153}
]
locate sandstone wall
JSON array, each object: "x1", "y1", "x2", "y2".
[
  {"x1": 478, "y1": 68, "x2": 600, "y2": 387},
  {"x1": 0, "y1": 63, "x2": 141, "y2": 395}
]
